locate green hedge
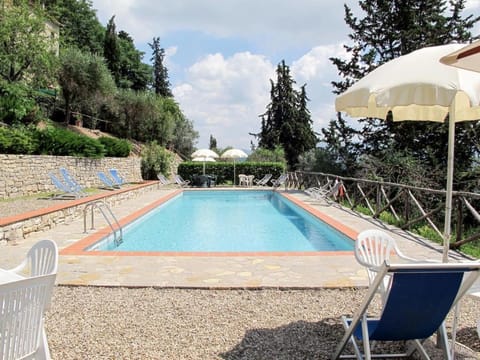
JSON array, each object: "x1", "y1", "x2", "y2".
[
  {"x1": 98, "y1": 136, "x2": 131, "y2": 157},
  {"x1": 178, "y1": 162, "x2": 285, "y2": 185},
  {"x1": 35, "y1": 126, "x2": 105, "y2": 158},
  {"x1": 0, "y1": 126, "x2": 38, "y2": 154}
]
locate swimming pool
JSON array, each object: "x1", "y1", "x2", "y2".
[{"x1": 88, "y1": 190, "x2": 354, "y2": 253}]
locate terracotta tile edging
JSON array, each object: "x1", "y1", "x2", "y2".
[
  {"x1": 61, "y1": 189, "x2": 356, "y2": 257},
  {"x1": 280, "y1": 192, "x2": 359, "y2": 240}
]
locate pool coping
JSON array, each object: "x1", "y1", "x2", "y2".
[{"x1": 60, "y1": 189, "x2": 358, "y2": 257}]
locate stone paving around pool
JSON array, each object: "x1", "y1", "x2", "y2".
[{"x1": 0, "y1": 187, "x2": 476, "y2": 290}]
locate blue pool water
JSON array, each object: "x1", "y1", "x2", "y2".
[{"x1": 89, "y1": 190, "x2": 354, "y2": 252}]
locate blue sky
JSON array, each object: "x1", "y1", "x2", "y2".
[{"x1": 90, "y1": 0, "x2": 480, "y2": 151}]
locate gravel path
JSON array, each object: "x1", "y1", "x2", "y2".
[{"x1": 46, "y1": 287, "x2": 480, "y2": 359}]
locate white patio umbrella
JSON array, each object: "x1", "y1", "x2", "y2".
[
  {"x1": 221, "y1": 149, "x2": 248, "y2": 186},
  {"x1": 335, "y1": 44, "x2": 480, "y2": 262},
  {"x1": 192, "y1": 156, "x2": 216, "y2": 175},
  {"x1": 440, "y1": 40, "x2": 480, "y2": 72},
  {"x1": 191, "y1": 148, "x2": 219, "y2": 159},
  {"x1": 191, "y1": 149, "x2": 219, "y2": 175}
]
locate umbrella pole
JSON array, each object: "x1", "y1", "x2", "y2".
[
  {"x1": 443, "y1": 105, "x2": 456, "y2": 263},
  {"x1": 203, "y1": 161, "x2": 206, "y2": 175},
  {"x1": 233, "y1": 160, "x2": 236, "y2": 187}
]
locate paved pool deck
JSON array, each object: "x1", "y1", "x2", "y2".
[{"x1": 1, "y1": 186, "x2": 478, "y2": 293}]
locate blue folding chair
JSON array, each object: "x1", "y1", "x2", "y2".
[
  {"x1": 108, "y1": 168, "x2": 126, "y2": 186},
  {"x1": 333, "y1": 261, "x2": 480, "y2": 360},
  {"x1": 59, "y1": 167, "x2": 86, "y2": 196},
  {"x1": 49, "y1": 172, "x2": 81, "y2": 199},
  {"x1": 97, "y1": 171, "x2": 120, "y2": 189}
]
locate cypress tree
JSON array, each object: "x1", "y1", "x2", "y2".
[
  {"x1": 103, "y1": 16, "x2": 121, "y2": 85},
  {"x1": 149, "y1": 37, "x2": 172, "y2": 97},
  {"x1": 259, "y1": 61, "x2": 317, "y2": 168}
]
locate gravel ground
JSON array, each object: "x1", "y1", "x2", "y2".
[{"x1": 46, "y1": 287, "x2": 480, "y2": 359}]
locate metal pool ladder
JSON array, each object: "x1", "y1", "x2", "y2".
[{"x1": 83, "y1": 200, "x2": 123, "y2": 246}]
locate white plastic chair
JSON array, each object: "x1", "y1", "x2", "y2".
[
  {"x1": 238, "y1": 174, "x2": 248, "y2": 186},
  {"x1": 355, "y1": 229, "x2": 420, "y2": 301},
  {"x1": 10, "y1": 239, "x2": 58, "y2": 311},
  {"x1": 10, "y1": 239, "x2": 58, "y2": 278},
  {"x1": 0, "y1": 273, "x2": 56, "y2": 360}
]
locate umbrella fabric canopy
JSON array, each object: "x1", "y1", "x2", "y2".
[
  {"x1": 191, "y1": 149, "x2": 219, "y2": 175},
  {"x1": 440, "y1": 40, "x2": 480, "y2": 72},
  {"x1": 192, "y1": 156, "x2": 216, "y2": 162},
  {"x1": 335, "y1": 44, "x2": 480, "y2": 262},
  {"x1": 191, "y1": 149, "x2": 219, "y2": 159},
  {"x1": 221, "y1": 149, "x2": 248, "y2": 186}
]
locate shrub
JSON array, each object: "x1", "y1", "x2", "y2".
[
  {"x1": 413, "y1": 225, "x2": 444, "y2": 245},
  {"x1": 141, "y1": 141, "x2": 173, "y2": 180},
  {"x1": 0, "y1": 125, "x2": 38, "y2": 154},
  {"x1": 98, "y1": 136, "x2": 131, "y2": 157},
  {"x1": 35, "y1": 126, "x2": 105, "y2": 158},
  {"x1": 379, "y1": 211, "x2": 403, "y2": 227}
]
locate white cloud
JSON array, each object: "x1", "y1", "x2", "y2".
[
  {"x1": 465, "y1": 0, "x2": 480, "y2": 10},
  {"x1": 92, "y1": 0, "x2": 357, "y2": 47},
  {"x1": 172, "y1": 45, "x2": 350, "y2": 149},
  {"x1": 291, "y1": 44, "x2": 349, "y2": 134},
  {"x1": 173, "y1": 52, "x2": 275, "y2": 148}
]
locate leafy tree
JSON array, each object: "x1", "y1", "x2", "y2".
[
  {"x1": 320, "y1": 113, "x2": 361, "y2": 175},
  {"x1": 57, "y1": 47, "x2": 116, "y2": 125},
  {"x1": 247, "y1": 146, "x2": 286, "y2": 164},
  {"x1": 170, "y1": 114, "x2": 198, "y2": 158},
  {"x1": 104, "y1": 16, "x2": 121, "y2": 85},
  {"x1": 44, "y1": 0, "x2": 105, "y2": 54},
  {"x1": 117, "y1": 31, "x2": 152, "y2": 91},
  {"x1": 115, "y1": 89, "x2": 153, "y2": 139},
  {"x1": 113, "y1": 89, "x2": 195, "y2": 152},
  {"x1": 149, "y1": 37, "x2": 172, "y2": 97},
  {"x1": 258, "y1": 60, "x2": 317, "y2": 169},
  {"x1": 141, "y1": 141, "x2": 174, "y2": 180},
  {"x1": 0, "y1": 1, "x2": 57, "y2": 86},
  {"x1": 327, "y1": 0, "x2": 479, "y2": 182},
  {"x1": 0, "y1": 81, "x2": 38, "y2": 124},
  {"x1": 297, "y1": 147, "x2": 344, "y2": 174}
]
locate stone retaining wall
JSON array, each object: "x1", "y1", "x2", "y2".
[
  {"x1": 0, "y1": 181, "x2": 158, "y2": 243},
  {"x1": 0, "y1": 154, "x2": 143, "y2": 199}
]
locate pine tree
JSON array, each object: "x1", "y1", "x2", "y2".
[
  {"x1": 149, "y1": 37, "x2": 172, "y2": 97},
  {"x1": 327, "y1": 0, "x2": 479, "y2": 178},
  {"x1": 259, "y1": 61, "x2": 317, "y2": 168}
]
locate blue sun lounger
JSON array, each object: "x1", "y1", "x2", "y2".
[
  {"x1": 108, "y1": 168, "x2": 126, "y2": 186},
  {"x1": 49, "y1": 173, "x2": 80, "y2": 199},
  {"x1": 333, "y1": 261, "x2": 480, "y2": 360},
  {"x1": 97, "y1": 171, "x2": 120, "y2": 189},
  {"x1": 59, "y1": 167, "x2": 87, "y2": 196}
]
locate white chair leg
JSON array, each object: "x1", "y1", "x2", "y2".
[{"x1": 38, "y1": 325, "x2": 51, "y2": 360}]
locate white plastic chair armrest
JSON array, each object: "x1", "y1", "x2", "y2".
[
  {"x1": 9, "y1": 258, "x2": 28, "y2": 275},
  {"x1": 394, "y1": 244, "x2": 440, "y2": 263}
]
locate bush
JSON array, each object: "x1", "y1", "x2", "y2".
[
  {"x1": 35, "y1": 126, "x2": 105, "y2": 158},
  {"x1": 141, "y1": 141, "x2": 173, "y2": 180},
  {"x1": 98, "y1": 136, "x2": 131, "y2": 157},
  {"x1": 0, "y1": 125, "x2": 38, "y2": 154}
]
